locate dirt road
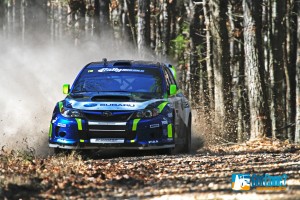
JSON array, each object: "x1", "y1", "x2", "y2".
[{"x1": 1, "y1": 147, "x2": 299, "y2": 199}]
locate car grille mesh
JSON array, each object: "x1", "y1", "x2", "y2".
[{"x1": 83, "y1": 111, "x2": 133, "y2": 122}]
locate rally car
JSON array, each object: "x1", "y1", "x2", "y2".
[{"x1": 49, "y1": 59, "x2": 191, "y2": 154}]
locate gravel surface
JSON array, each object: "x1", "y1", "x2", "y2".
[{"x1": 0, "y1": 146, "x2": 299, "y2": 199}]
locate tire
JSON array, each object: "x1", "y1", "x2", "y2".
[{"x1": 183, "y1": 116, "x2": 192, "y2": 153}]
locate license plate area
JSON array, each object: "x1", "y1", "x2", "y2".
[{"x1": 90, "y1": 138, "x2": 125, "y2": 144}]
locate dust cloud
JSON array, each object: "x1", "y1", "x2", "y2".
[{"x1": 0, "y1": 35, "x2": 150, "y2": 156}]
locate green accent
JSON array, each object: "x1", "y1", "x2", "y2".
[
  {"x1": 58, "y1": 102, "x2": 63, "y2": 112},
  {"x1": 169, "y1": 84, "x2": 177, "y2": 96},
  {"x1": 88, "y1": 70, "x2": 93, "y2": 73},
  {"x1": 132, "y1": 119, "x2": 140, "y2": 131},
  {"x1": 49, "y1": 123, "x2": 52, "y2": 138},
  {"x1": 158, "y1": 102, "x2": 168, "y2": 113},
  {"x1": 80, "y1": 139, "x2": 84, "y2": 143},
  {"x1": 130, "y1": 140, "x2": 135, "y2": 143},
  {"x1": 163, "y1": 93, "x2": 168, "y2": 99},
  {"x1": 167, "y1": 124, "x2": 173, "y2": 138},
  {"x1": 171, "y1": 65, "x2": 177, "y2": 80},
  {"x1": 75, "y1": 118, "x2": 83, "y2": 130},
  {"x1": 63, "y1": 84, "x2": 70, "y2": 94}
]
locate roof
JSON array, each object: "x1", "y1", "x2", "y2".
[{"x1": 86, "y1": 59, "x2": 162, "y2": 69}]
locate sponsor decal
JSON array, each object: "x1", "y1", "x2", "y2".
[
  {"x1": 150, "y1": 124, "x2": 160, "y2": 128},
  {"x1": 90, "y1": 138, "x2": 125, "y2": 144},
  {"x1": 84, "y1": 103, "x2": 97, "y2": 107},
  {"x1": 161, "y1": 120, "x2": 168, "y2": 125},
  {"x1": 98, "y1": 68, "x2": 144, "y2": 73},
  {"x1": 57, "y1": 123, "x2": 67, "y2": 127},
  {"x1": 52, "y1": 117, "x2": 58, "y2": 123},
  {"x1": 149, "y1": 140, "x2": 159, "y2": 144},
  {"x1": 99, "y1": 103, "x2": 135, "y2": 107},
  {"x1": 88, "y1": 70, "x2": 94, "y2": 73},
  {"x1": 232, "y1": 173, "x2": 288, "y2": 191}
]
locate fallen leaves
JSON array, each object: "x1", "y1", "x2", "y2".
[{"x1": 0, "y1": 146, "x2": 299, "y2": 199}]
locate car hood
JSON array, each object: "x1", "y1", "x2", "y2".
[{"x1": 64, "y1": 92, "x2": 166, "y2": 111}]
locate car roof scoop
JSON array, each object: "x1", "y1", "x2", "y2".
[{"x1": 91, "y1": 95, "x2": 131, "y2": 102}]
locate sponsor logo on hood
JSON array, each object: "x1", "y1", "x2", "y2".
[{"x1": 66, "y1": 99, "x2": 165, "y2": 111}]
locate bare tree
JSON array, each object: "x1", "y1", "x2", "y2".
[
  {"x1": 209, "y1": 0, "x2": 234, "y2": 140},
  {"x1": 243, "y1": 0, "x2": 271, "y2": 139},
  {"x1": 295, "y1": 0, "x2": 300, "y2": 143},
  {"x1": 285, "y1": 0, "x2": 297, "y2": 141},
  {"x1": 137, "y1": 0, "x2": 150, "y2": 56},
  {"x1": 0, "y1": 0, "x2": 6, "y2": 35}
]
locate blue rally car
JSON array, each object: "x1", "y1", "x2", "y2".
[{"x1": 49, "y1": 59, "x2": 191, "y2": 154}]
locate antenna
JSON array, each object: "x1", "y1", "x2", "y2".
[{"x1": 102, "y1": 58, "x2": 108, "y2": 65}]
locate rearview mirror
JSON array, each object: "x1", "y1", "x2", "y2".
[
  {"x1": 63, "y1": 84, "x2": 70, "y2": 94},
  {"x1": 169, "y1": 84, "x2": 177, "y2": 96}
]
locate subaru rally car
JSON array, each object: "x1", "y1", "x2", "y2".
[{"x1": 49, "y1": 59, "x2": 191, "y2": 153}]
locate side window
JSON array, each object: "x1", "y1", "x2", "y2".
[
  {"x1": 163, "y1": 68, "x2": 172, "y2": 88},
  {"x1": 165, "y1": 67, "x2": 177, "y2": 86}
]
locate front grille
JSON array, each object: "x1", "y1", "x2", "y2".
[
  {"x1": 85, "y1": 121, "x2": 135, "y2": 140},
  {"x1": 83, "y1": 111, "x2": 133, "y2": 122}
]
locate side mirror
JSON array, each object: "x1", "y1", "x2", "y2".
[
  {"x1": 169, "y1": 84, "x2": 177, "y2": 96},
  {"x1": 63, "y1": 84, "x2": 70, "y2": 94}
]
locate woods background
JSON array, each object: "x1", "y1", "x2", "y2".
[{"x1": 0, "y1": 0, "x2": 300, "y2": 144}]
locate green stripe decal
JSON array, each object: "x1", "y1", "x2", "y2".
[
  {"x1": 158, "y1": 102, "x2": 168, "y2": 112},
  {"x1": 171, "y1": 66, "x2": 177, "y2": 80},
  {"x1": 49, "y1": 123, "x2": 52, "y2": 137},
  {"x1": 75, "y1": 118, "x2": 83, "y2": 130},
  {"x1": 167, "y1": 124, "x2": 173, "y2": 138},
  {"x1": 58, "y1": 102, "x2": 63, "y2": 112},
  {"x1": 80, "y1": 139, "x2": 85, "y2": 143},
  {"x1": 132, "y1": 119, "x2": 140, "y2": 131}
]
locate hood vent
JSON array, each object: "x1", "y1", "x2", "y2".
[{"x1": 91, "y1": 95, "x2": 131, "y2": 102}]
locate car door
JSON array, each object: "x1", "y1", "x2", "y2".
[{"x1": 163, "y1": 66, "x2": 184, "y2": 144}]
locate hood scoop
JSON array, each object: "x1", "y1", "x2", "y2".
[{"x1": 91, "y1": 95, "x2": 131, "y2": 102}]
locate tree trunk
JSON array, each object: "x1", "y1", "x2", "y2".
[
  {"x1": 209, "y1": 0, "x2": 234, "y2": 141},
  {"x1": 100, "y1": 0, "x2": 110, "y2": 33},
  {"x1": 189, "y1": 3, "x2": 201, "y2": 106},
  {"x1": 203, "y1": 0, "x2": 214, "y2": 114},
  {"x1": 137, "y1": 0, "x2": 150, "y2": 56},
  {"x1": 123, "y1": 0, "x2": 136, "y2": 45},
  {"x1": 24, "y1": 0, "x2": 48, "y2": 44},
  {"x1": 285, "y1": 0, "x2": 297, "y2": 142},
  {"x1": 94, "y1": 0, "x2": 100, "y2": 35},
  {"x1": 269, "y1": 0, "x2": 286, "y2": 139},
  {"x1": 229, "y1": 0, "x2": 249, "y2": 142},
  {"x1": 160, "y1": 0, "x2": 171, "y2": 56},
  {"x1": 243, "y1": 0, "x2": 271, "y2": 139},
  {"x1": 0, "y1": 0, "x2": 6, "y2": 35},
  {"x1": 295, "y1": 1, "x2": 300, "y2": 143}
]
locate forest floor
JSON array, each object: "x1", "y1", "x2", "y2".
[{"x1": 0, "y1": 138, "x2": 299, "y2": 199}]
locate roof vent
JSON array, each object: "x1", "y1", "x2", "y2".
[{"x1": 113, "y1": 61, "x2": 131, "y2": 66}]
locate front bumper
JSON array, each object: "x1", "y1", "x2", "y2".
[
  {"x1": 49, "y1": 113, "x2": 174, "y2": 150},
  {"x1": 49, "y1": 143, "x2": 175, "y2": 150}
]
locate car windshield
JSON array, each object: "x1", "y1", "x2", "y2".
[{"x1": 72, "y1": 67, "x2": 163, "y2": 98}]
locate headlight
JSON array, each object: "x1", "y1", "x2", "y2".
[
  {"x1": 134, "y1": 108, "x2": 160, "y2": 119},
  {"x1": 61, "y1": 108, "x2": 84, "y2": 118}
]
